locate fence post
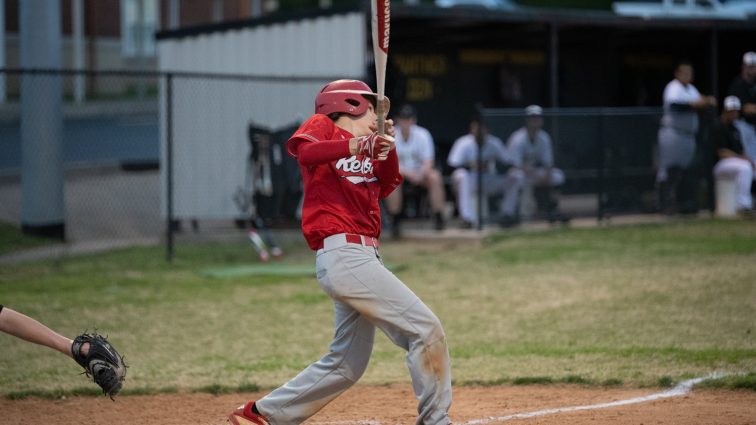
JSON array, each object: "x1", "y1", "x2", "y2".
[
  {"x1": 20, "y1": 1, "x2": 66, "y2": 240},
  {"x1": 72, "y1": 0, "x2": 85, "y2": 103},
  {"x1": 597, "y1": 111, "x2": 606, "y2": 222},
  {"x1": 0, "y1": 0, "x2": 5, "y2": 104},
  {"x1": 475, "y1": 104, "x2": 485, "y2": 231},
  {"x1": 166, "y1": 73, "x2": 174, "y2": 261}
]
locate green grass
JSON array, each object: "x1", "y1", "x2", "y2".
[
  {"x1": 0, "y1": 218, "x2": 755, "y2": 398},
  {"x1": 0, "y1": 221, "x2": 59, "y2": 255},
  {"x1": 698, "y1": 372, "x2": 756, "y2": 391}
]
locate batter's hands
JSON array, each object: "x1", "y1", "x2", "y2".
[
  {"x1": 376, "y1": 121, "x2": 395, "y2": 160},
  {"x1": 377, "y1": 121, "x2": 396, "y2": 160},
  {"x1": 374, "y1": 118, "x2": 396, "y2": 139},
  {"x1": 353, "y1": 132, "x2": 395, "y2": 160}
]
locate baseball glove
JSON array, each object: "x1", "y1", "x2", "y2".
[{"x1": 71, "y1": 333, "x2": 127, "y2": 399}]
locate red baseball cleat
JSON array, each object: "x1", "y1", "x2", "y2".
[{"x1": 228, "y1": 401, "x2": 269, "y2": 425}]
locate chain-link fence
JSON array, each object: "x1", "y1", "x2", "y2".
[
  {"x1": 2, "y1": 69, "x2": 715, "y2": 259},
  {"x1": 482, "y1": 107, "x2": 669, "y2": 221},
  {"x1": 0, "y1": 69, "x2": 325, "y2": 260},
  {"x1": 0, "y1": 69, "x2": 161, "y2": 246}
]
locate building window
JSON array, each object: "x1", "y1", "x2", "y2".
[{"x1": 121, "y1": 0, "x2": 159, "y2": 57}]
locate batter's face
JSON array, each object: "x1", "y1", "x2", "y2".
[{"x1": 351, "y1": 103, "x2": 378, "y2": 137}]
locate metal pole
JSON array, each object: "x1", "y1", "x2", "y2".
[
  {"x1": 20, "y1": 0, "x2": 65, "y2": 239},
  {"x1": 549, "y1": 24, "x2": 559, "y2": 109},
  {"x1": 169, "y1": 0, "x2": 180, "y2": 29},
  {"x1": 213, "y1": 0, "x2": 224, "y2": 22},
  {"x1": 166, "y1": 73, "x2": 175, "y2": 261},
  {"x1": 710, "y1": 29, "x2": 718, "y2": 100},
  {"x1": 549, "y1": 24, "x2": 560, "y2": 168},
  {"x1": 72, "y1": 0, "x2": 85, "y2": 103},
  {"x1": 136, "y1": 0, "x2": 147, "y2": 99},
  {"x1": 0, "y1": 0, "x2": 6, "y2": 103},
  {"x1": 476, "y1": 137, "x2": 483, "y2": 231},
  {"x1": 597, "y1": 112, "x2": 606, "y2": 222},
  {"x1": 251, "y1": 0, "x2": 262, "y2": 17},
  {"x1": 475, "y1": 105, "x2": 485, "y2": 231}
]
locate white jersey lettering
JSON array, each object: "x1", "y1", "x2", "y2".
[{"x1": 335, "y1": 156, "x2": 374, "y2": 175}]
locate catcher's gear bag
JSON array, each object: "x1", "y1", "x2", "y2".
[{"x1": 71, "y1": 333, "x2": 127, "y2": 399}]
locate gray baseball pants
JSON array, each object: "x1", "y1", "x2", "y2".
[
  {"x1": 657, "y1": 126, "x2": 696, "y2": 182},
  {"x1": 256, "y1": 233, "x2": 452, "y2": 425},
  {"x1": 452, "y1": 169, "x2": 522, "y2": 221}
]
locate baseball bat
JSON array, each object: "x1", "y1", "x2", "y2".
[{"x1": 371, "y1": 0, "x2": 390, "y2": 135}]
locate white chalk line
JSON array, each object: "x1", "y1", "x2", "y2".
[
  {"x1": 310, "y1": 372, "x2": 728, "y2": 425},
  {"x1": 459, "y1": 372, "x2": 728, "y2": 425}
]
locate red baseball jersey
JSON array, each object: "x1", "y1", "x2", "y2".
[{"x1": 287, "y1": 114, "x2": 402, "y2": 250}]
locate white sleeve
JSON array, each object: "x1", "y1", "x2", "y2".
[
  {"x1": 541, "y1": 132, "x2": 554, "y2": 167},
  {"x1": 663, "y1": 80, "x2": 681, "y2": 105},
  {"x1": 418, "y1": 127, "x2": 435, "y2": 163},
  {"x1": 491, "y1": 136, "x2": 511, "y2": 165},
  {"x1": 689, "y1": 84, "x2": 701, "y2": 101},
  {"x1": 664, "y1": 80, "x2": 700, "y2": 104},
  {"x1": 447, "y1": 137, "x2": 468, "y2": 168},
  {"x1": 506, "y1": 131, "x2": 523, "y2": 167}
]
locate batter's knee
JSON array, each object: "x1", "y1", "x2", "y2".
[
  {"x1": 340, "y1": 330, "x2": 375, "y2": 382},
  {"x1": 414, "y1": 319, "x2": 450, "y2": 380},
  {"x1": 417, "y1": 312, "x2": 446, "y2": 347},
  {"x1": 340, "y1": 351, "x2": 371, "y2": 382}
]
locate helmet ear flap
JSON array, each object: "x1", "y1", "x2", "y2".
[{"x1": 345, "y1": 98, "x2": 361, "y2": 107}]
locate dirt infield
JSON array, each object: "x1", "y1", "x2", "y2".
[{"x1": 2, "y1": 384, "x2": 755, "y2": 425}]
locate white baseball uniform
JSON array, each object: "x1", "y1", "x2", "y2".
[
  {"x1": 395, "y1": 124, "x2": 435, "y2": 174},
  {"x1": 447, "y1": 133, "x2": 519, "y2": 222},
  {"x1": 712, "y1": 119, "x2": 754, "y2": 210},
  {"x1": 658, "y1": 78, "x2": 702, "y2": 181},
  {"x1": 506, "y1": 127, "x2": 565, "y2": 187},
  {"x1": 735, "y1": 118, "x2": 756, "y2": 166}
]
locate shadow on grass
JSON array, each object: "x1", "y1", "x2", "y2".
[
  {"x1": 457, "y1": 374, "x2": 618, "y2": 387},
  {"x1": 4, "y1": 382, "x2": 266, "y2": 400},
  {"x1": 5, "y1": 386, "x2": 179, "y2": 400}
]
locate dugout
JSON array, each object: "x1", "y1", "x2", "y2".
[
  {"x1": 385, "y1": 4, "x2": 755, "y2": 151},
  {"x1": 156, "y1": 4, "x2": 755, "y2": 220}
]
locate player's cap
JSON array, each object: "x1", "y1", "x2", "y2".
[
  {"x1": 525, "y1": 105, "x2": 543, "y2": 116},
  {"x1": 724, "y1": 96, "x2": 741, "y2": 111},
  {"x1": 397, "y1": 104, "x2": 417, "y2": 119},
  {"x1": 743, "y1": 51, "x2": 756, "y2": 66}
]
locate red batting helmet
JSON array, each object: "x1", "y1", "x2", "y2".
[{"x1": 315, "y1": 79, "x2": 390, "y2": 116}]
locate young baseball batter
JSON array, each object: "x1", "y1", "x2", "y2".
[{"x1": 229, "y1": 79, "x2": 452, "y2": 425}]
